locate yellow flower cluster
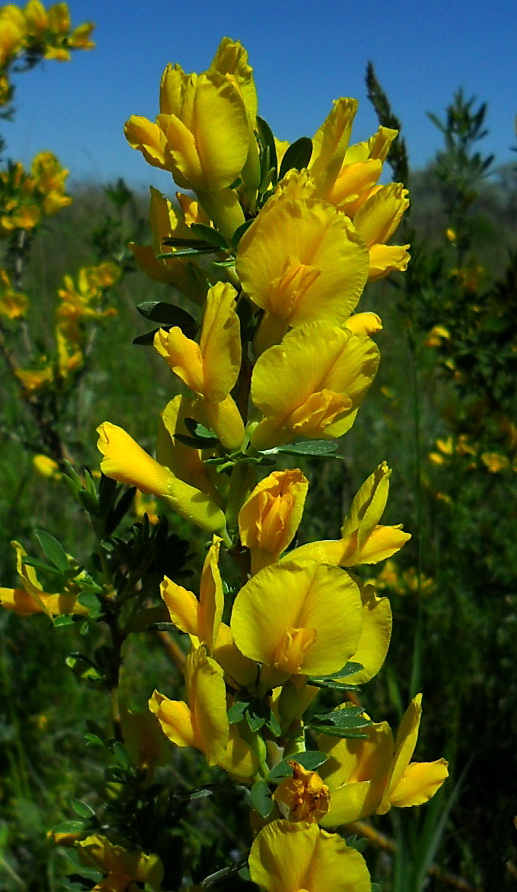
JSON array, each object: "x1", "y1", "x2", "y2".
[
  {"x1": 0, "y1": 1, "x2": 94, "y2": 104},
  {"x1": 93, "y1": 38, "x2": 445, "y2": 890},
  {"x1": 0, "y1": 152, "x2": 71, "y2": 235},
  {"x1": 2, "y1": 35, "x2": 446, "y2": 892},
  {"x1": 13, "y1": 260, "x2": 120, "y2": 393}
]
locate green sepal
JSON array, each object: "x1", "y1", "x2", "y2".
[
  {"x1": 278, "y1": 136, "x2": 313, "y2": 179},
  {"x1": 250, "y1": 780, "x2": 273, "y2": 819},
  {"x1": 231, "y1": 219, "x2": 254, "y2": 249}
]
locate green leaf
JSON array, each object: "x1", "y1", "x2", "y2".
[
  {"x1": 308, "y1": 661, "x2": 364, "y2": 687},
  {"x1": 190, "y1": 223, "x2": 229, "y2": 250},
  {"x1": 230, "y1": 219, "x2": 254, "y2": 249},
  {"x1": 262, "y1": 440, "x2": 342, "y2": 459},
  {"x1": 157, "y1": 246, "x2": 215, "y2": 259},
  {"x1": 293, "y1": 750, "x2": 329, "y2": 770},
  {"x1": 136, "y1": 301, "x2": 198, "y2": 336},
  {"x1": 227, "y1": 701, "x2": 248, "y2": 725},
  {"x1": 34, "y1": 530, "x2": 70, "y2": 571},
  {"x1": 112, "y1": 741, "x2": 131, "y2": 770},
  {"x1": 52, "y1": 820, "x2": 86, "y2": 834},
  {"x1": 72, "y1": 799, "x2": 95, "y2": 819},
  {"x1": 266, "y1": 710, "x2": 282, "y2": 738},
  {"x1": 84, "y1": 733, "x2": 105, "y2": 747},
  {"x1": 310, "y1": 706, "x2": 368, "y2": 728},
  {"x1": 53, "y1": 615, "x2": 75, "y2": 628},
  {"x1": 176, "y1": 418, "x2": 220, "y2": 448},
  {"x1": 278, "y1": 136, "x2": 313, "y2": 179},
  {"x1": 250, "y1": 780, "x2": 273, "y2": 819},
  {"x1": 133, "y1": 328, "x2": 159, "y2": 346},
  {"x1": 256, "y1": 116, "x2": 278, "y2": 185},
  {"x1": 77, "y1": 592, "x2": 102, "y2": 609},
  {"x1": 268, "y1": 750, "x2": 328, "y2": 781}
]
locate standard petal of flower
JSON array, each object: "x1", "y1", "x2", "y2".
[
  {"x1": 237, "y1": 198, "x2": 369, "y2": 329},
  {"x1": 160, "y1": 578, "x2": 199, "y2": 636},
  {"x1": 231, "y1": 561, "x2": 362, "y2": 680},
  {"x1": 249, "y1": 819, "x2": 371, "y2": 892},
  {"x1": 250, "y1": 324, "x2": 379, "y2": 448},
  {"x1": 368, "y1": 243, "x2": 410, "y2": 280},
  {"x1": 186, "y1": 647, "x2": 230, "y2": 764},
  {"x1": 310, "y1": 98, "x2": 358, "y2": 182},
  {"x1": 199, "y1": 282, "x2": 241, "y2": 401},
  {"x1": 353, "y1": 183, "x2": 409, "y2": 246}
]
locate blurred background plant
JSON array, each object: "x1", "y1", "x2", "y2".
[{"x1": 1, "y1": 7, "x2": 517, "y2": 892}]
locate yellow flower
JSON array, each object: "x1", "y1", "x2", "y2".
[
  {"x1": 273, "y1": 761, "x2": 331, "y2": 823},
  {"x1": 157, "y1": 395, "x2": 223, "y2": 506},
  {"x1": 154, "y1": 281, "x2": 244, "y2": 450},
  {"x1": 352, "y1": 183, "x2": 410, "y2": 280},
  {"x1": 125, "y1": 38, "x2": 254, "y2": 234},
  {"x1": 250, "y1": 323, "x2": 379, "y2": 451},
  {"x1": 0, "y1": 269, "x2": 28, "y2": 318},
  {"x1": 249, "y1": 819, "x2": 371, "y2": 892},
  {"x1": 231, "y1": 561, "x2": 363, "y2": 688},
  {"x1": 150, "y1": 646, "x2": 259, "y2": 781},
  {"x1": 33, "y1": 454, "x2": 62, "y2": 480},
  {"x1": 130, "y1": 187, "x2": 210, "y2": 301},
  {"x1": 287, "y1": 462, "x2": 411, "y2": 567},
  {"x1": 0, "y1": 541, "x2": 89, "y2": 619},
  {"x1": 236, "y1": 196, "x2": 369, "y2": 351},
  {"x1": 96, "y1": 421, "x2": 227, "y2": 536},
  {"x1": 161, "y1": 536, "x2": 224, "y2": 652},
  {"x1": 317, "y1": 694, "x2": 448, "y2": 826},
  {"x1": 76, "y1": 834, "x2": 163, "y2": 892},
  {"x1": 238, "y1": 469, "x2": 309, "y2": 573}
]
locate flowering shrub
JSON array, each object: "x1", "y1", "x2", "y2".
[{"x1": 0, "y1": 32, "x2": 450, "y2": 891}]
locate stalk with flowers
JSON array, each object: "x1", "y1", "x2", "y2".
[{"x1": 1, "y1": 33, "x2": 449, "y2": 892}]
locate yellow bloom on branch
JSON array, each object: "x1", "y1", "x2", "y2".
[
  {"x1": 124, "y1": 38, "x2": 256, "y2": 234},
  {"x1": 287, "y1": 461, "x2": 411, "y2": 567},
  {"x1": 154, "y1": 281, "x2": 244, "y2": 450},
  {"x1": 250, "y1": 323, "x2": 379, "y2": 451},
  {"x1": 96, "y1": 421, "x2": 227, "y2": 536},
  {"x1": 236, "y1": 196, "x2": 369, "y2": 351},
  {"x1": 150, "y1": 645, "x2": 259, "y2": 781},
  {"x1": 317, "y1": 694, "x2": 448, "y2": 826},
  {"x1": 76, "y1": 834, "x2": 163, "y2": 892},
  {"x1": 248, "y1": 819, "x2": 371, "y2": 892},
  {"x1": 0, "y1": 541, "x2": 88, "y2": 618},
  {"x1": 231, "y1": 560, "x2": 363, "y2": 689},
  {"x1": 352, "y1": 183, "x2": 410, "y2": 280},
  {"x1": 238, "y1": 469, "x2": 309, "y2": 573},
  {"x1": 161, "y1": 536, "x2": 224, "y2": 652}
]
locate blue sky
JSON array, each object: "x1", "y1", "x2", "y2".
[{"x1": 5, "y1": 0, "x2": 516, "y2": 190}]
